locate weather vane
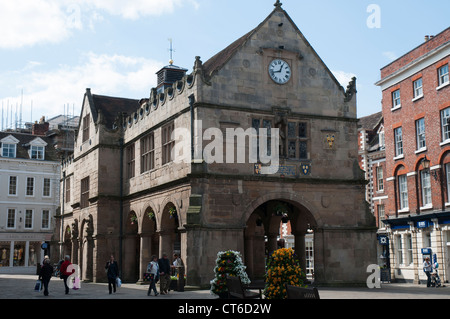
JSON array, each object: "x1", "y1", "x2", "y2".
[{"x1": 168, "y1": 38, "x2": 175, "y2": 65}]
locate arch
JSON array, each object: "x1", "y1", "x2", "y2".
[
  {"x1": 392, "y1": 161, "x2": 408, "y2": 177},
  {"x1": 244, "y1": 195, "x2": 319, "y2": 281},
  {"x1": 414, "y1": 155, "x2": 429, "y2": 172},
  {"x1": 159, "y1": 201, "x2": 182, "y2": 258},
  {"x1": 242, "y1": 191, "x2": 322, "y2": 228}
]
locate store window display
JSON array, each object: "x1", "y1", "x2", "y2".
[{"x1": 1, "y1": 244, "x2": 10, "y2": 267}]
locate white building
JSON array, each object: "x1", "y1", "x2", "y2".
[{"x1": 0, "y1": 131, "x2": 60, "y2": 273}]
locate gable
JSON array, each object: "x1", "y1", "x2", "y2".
[
  {"x1": 198, "y1": 5, "x2": 355, "y2": 118},
  {"x1": 1, "y1": 135, "x2": 20, "y2": 144}
]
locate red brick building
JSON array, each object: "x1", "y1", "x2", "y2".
[{"x1": 375, "y1": 27, "x2": 450, "y2": 283}]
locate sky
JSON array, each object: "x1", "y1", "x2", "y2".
[{"x1": 0, "y1": 0, "x2": 449, "y2": 129}]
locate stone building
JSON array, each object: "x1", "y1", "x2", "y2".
[
  {"x1": 375, "y1": 27, "x2": 450, "y2": 283},
  {"x1": 57, "y1": 3, "x2": 376, "y2": 287}
]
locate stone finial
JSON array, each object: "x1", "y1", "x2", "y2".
[
  {"x1": 274, "y1": 0, "x2": 282, "y2": 8},
  {"x1": 344, "y1": 77, "x2": 357, "y2": 102}
]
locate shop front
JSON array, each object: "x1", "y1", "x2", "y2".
[{"x1": 0, "y1": 234, "x2": 51, "y2": 273}]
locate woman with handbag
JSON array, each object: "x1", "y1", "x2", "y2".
[
  {"x1": 105, "y1": 255, "x2": 119, "y2": 294},
  {"x1": 147, "y1": 255, "x2": 159, "y2": 296},
  {"x1": 38, "y1": 258, "x2": 53, "y2": 296}
]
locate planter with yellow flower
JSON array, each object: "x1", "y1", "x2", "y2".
[{"x1": 264, "y1": 248, "x2": 306, "y2": 299}]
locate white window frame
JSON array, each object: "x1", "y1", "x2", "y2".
[
  {"x1": 42, "y1": 178, "x2": 51, "y2": 197},
  {"x1": 6, "y1": 209, "x2": 16, "y2": 229},
  {"x1": 1, "y1": 143, "x2": 16, "y2": 158},
  {"x1": 24, "y1": 209, "x2": 34, "y2": 229},
  {"x1": 394, "y1": 127, "x2": 403, "y2": 157},
  {"x1": 441, "y1": 108, "x2": 450, "y2": 143},
  {"x1": 413, "y1": 78, "x2": 423, "y2": 99},
  {"x1": 396, "y1": 235, "x2": 404, "y2": 266},
  {"x1": 438, "y1": 64, "x2": 449, "y2": 87},
  {"x1": 26, "y1": 177, "x2": 35, "y2": 197},
  {"x1": 446, "y1": 163, "x2": 450, "y2": 204},
  {"x1": 8, "y1": 176, "x2": 17, "y2": 196},
  {"x1": 416, "y1": 118, "x2": 426, "y2": 151},
  {"x1": 30, "y1": 145, "x2": 45, "y2": 160},
  {"x1": 420, "y1": 170, "x2": 432, "y2": 207},
  {"x1": 41, "y1": 210, "x2": 51, "y2": 230},
  {"x1": 392, "y1": 89, "x2": 401, "y2": 109},
  {"x1": 376, "y1": 166, "x2": 384, "y2": 192},
  {"x1": 398, "y1": 175, "x2": 409, "y2": 211}
]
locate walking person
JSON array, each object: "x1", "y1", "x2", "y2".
[
  {"x1": 423, "y1": 257, "x2": 432, "y2": 287},
  {"x1": 158, "y1": 253, "x2": 171, "y2": 295},
  {"x1": 60, "y1": 255, "x2": 74, "y2": 295},
  {"x1": 105, "y1": 255, "x2": 119, "y2": 294},
  {"x1": 147, "y1": 255, "x2": 159, "y2": 296},
  {"x1": 39, "y1": 258, "x2": 53, "y2": 296}
]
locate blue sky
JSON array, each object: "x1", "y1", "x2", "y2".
[{"x1": 0, "y1": 0, "x2": 449, "y2": 129}]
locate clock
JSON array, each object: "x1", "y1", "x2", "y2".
[{"x1": 269, "y1": 59, "x2": 291, "y2": 84}]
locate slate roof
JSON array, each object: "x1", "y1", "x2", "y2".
[
  {"x1": 358, "y1": 111, "x2": 383, "y2": 130},
  {"x1": 0, "y1": 131, "x2": 60, "y2": 162}
]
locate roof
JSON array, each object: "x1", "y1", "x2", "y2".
[
  {"x1": 0, "y1": 131, "x2": 60, "y2": 162},
  {"x1": 358, "y1": 111, "x2": 383, "y2": 130},
  {"x1": 87, "y1": 91, "x2": 140, "y2": 129}
]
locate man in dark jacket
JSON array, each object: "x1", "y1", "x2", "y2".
[
  {"x1": 158, "y1": 253, "x2": 171, "y2": 294},
  {"x1": 39, "y1": 259, "x2": 53, "y2": 296},
  {"x1": 105, "y1": 255, "x2": 119, "y2": 294}
]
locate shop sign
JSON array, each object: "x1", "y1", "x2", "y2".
[
  {"x1": 417, "y1": 220, "x2": 429, "y2": 229},
  {"x1": 378, "y1": 235, "x2": 389, "y2": 246}
]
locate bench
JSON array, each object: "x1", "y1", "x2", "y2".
[
  {"x1": 226, "y1": 276, "x2": 262, "y2": 299},
  {"x1": 284, "y1": 284, "x2": 320, "y2": 299}
]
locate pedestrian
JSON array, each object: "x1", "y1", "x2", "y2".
[
  {"x1": 105, "y1": 255, "x2": 119, "y2": 294},
  {"x1": 158, "y1": 253, "x2": 171, "y2": 295},
  {"x1": 147, "y1": 255, "x2": 159, "y2": 296},
  {"x1": 423, "y1": 257, "x2": 432, "y2": 287},
  {"x1": 39, "y1": 258, "x2": 53, "y2": 296},
  {"x1": 60, "y1": 255, "x2": 74, "y2": 294}
]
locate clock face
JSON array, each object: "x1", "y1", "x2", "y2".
[{"x1": 269, "y1": 59, "x2": 291, "y2": 84}]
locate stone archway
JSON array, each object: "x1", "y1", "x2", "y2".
[
  {"x1": 159, "y1": 203, "x2": 181, "y2": 259},
  {"x1": 138, "y1": 206, "x2": 159, "y2": 282},
  {"x1": 123, "y1": 211, "x2": 139, "y2": 282},
  {"x1": 244, "y1": 198, "x2": 317, "y2": 281}
]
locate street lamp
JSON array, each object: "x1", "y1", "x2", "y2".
[{"x1": 422, "y1": 156, "x2": 431, "y2": 170}]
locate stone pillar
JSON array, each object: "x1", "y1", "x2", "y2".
[
  {"x1": 267, "y1": 233, "x2": 278, "y2": 255},
  {"x1": 138, "y1": 233, "x2": 152, "y2": 283},
  {"x1": 293, "y1": 231, "x2": 307, "y2": 275}
]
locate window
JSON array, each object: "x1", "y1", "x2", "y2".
[
  {"x1": 25, "y1": 210, "x2": 33, "y2": 229},
  {"x1": 43, "y1": 178, "x2": 51, "y2": 197},
  {"x1": 446, "y1": 163, "x2": 450, "y2": 203},
  {"x1": 26, "y1": 177, "x2": 34, "y2": 196},
  {"x1": 398, "y1": 174, "x2": 409, "y2": 210},
  {"x1": 252, "y1": 119, "x2": 273, "y2": 161},
  {"x1": 378, "y1": 204, "x2": 385, "y2": 227},
  {"x1": 441, "y1": 107, "x2": 450, "y2": 142},
  {"x1": 126, "y1": 144, "x2": 135, "y2": 179},
  {"x1": 82, "y1": 114, "x2": 90, "y2": 143},
  {"x1": 406, "y1": 235, "x2": 413, "y2": 265},
  {"x1": 141, "y1": 133, "x2": 155, "y2": 173},
  {"x1": 80, "y1": 177, "x2": 90, "y2": 209},
  {"x1": 8, "y1": 176, "x2": 17, "y2": 195},
  {"x1": 287, "y1": 122, "x2": 308, "y2": 159},
  {"x1": 396, "y1": 235, "x2": 404, "y2": 265},
  {"x1": 65, "y1": 176, "x2": 71, "y2": 203},
  {"x1": 41, "y1": 210, "x2": 50, "y2": 229},
  {"x1": 30, "y1": 145, "x2": 44, "y2": 160},
  {"x1": 421, "y1": 170, "x2": 432, "y2": 207},
  {"x1": 413, "y1": 78, "x2": 423, "y2": 98},
  {"x1": 379, "y1": 130, "x2": 385, "y2": 150},
  {"x1": 416, "y1": 118, "x2": 426, "y2": 150},
  {"x1": 438, "y1": 64, "x2": 449, "y2": 87},
  {"x1": 394, "y1": 127, "x2": 403, "y2": 157},
  {"x1": 7, "y1": 209, "x2": 16, "y2": 229},
  {"x1": 392, "y1": 89, "x2": 401, "y2": 108},
  {"x1": 2, "y1": 143, "x2": 16, "y2": 158},
  {"x1": 162, "y1": 123, "x2": 175, "y2": 165},
  {"x1": 376, "y1": 166, "x2": 384, "y2": 192}
]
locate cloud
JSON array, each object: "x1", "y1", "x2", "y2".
[
  {"x1": 1, "y1": 53, "x2": 162, "y2": 121},
  {"x1": 332, "y1": 70, "x2": 357, "y2": 88},
  {"x1": 0, "y1": 0, "x2": 71, "y2": 49},
  {"x1": 382, "y1": 51, "x2": 398, "y2": 62},
  {"x1": 0, "y1": 0, "x2": 200, "y2": 49}
]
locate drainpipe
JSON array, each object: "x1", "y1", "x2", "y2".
[
  {"x1": 119, "y1": 136, "x2": 124, "y2": 278},
  {"x1": 189, "y1": 94, "x2": 195, "y2": 161},
  {"x1": 60, "y1": 170, "x2": 66, "y2": 261}
]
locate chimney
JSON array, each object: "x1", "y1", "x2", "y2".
[
  {"x1": 424, "y1": 35, "x2": 430, "y2": 42},
  {"x1": 32, "y1": 117, "x2": 49, "y2": 136}
]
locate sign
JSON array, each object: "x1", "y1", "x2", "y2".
[
  {"x1": 417, "y1": 220, "x2": 429, "y2": 229},
  {"x1": 41, "y1": 243, "x2": 48, "y2": 250},
  {"x1": 378, "y1": 235, "x2": 389, "y2": 246},
  {"x1": 421, "y1": 248, "x2": 432, "y2": 255}
]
